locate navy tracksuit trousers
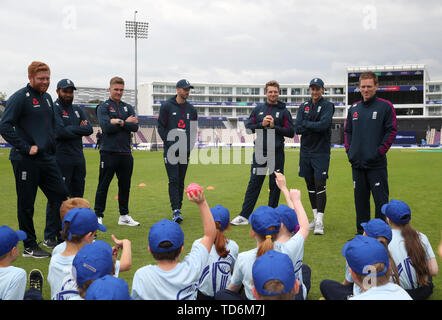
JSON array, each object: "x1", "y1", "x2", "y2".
[
  {"x1": 94, "y1": 152, "x2": 133, "y2": 218},
  {"x1": 11, "y1": 158, "x2": 68, "y2": 248},
  {"x1": 352, "y1": 167, "x2": 389, "y2": 234},
  {"x1": 239, "y1": 148, "x2": 285, "y2": 219}
]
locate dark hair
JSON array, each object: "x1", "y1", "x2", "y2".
[
  {"x1": 214, "y1": 222, "x2": 230, "y2": 258},
  {"x1": 399, "y1": 223, "x2": 430, "y2": 287},
  {"x1": 151, "y1": 241, "x2": 182, "y2": 261},
  {"x1": 377, "y1": 236, "x2": 400, "y2": 285}
]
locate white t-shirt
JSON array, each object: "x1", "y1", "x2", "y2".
[
  {"x1": 194, "y1": 238, "x2": 239, "y2": 297},
  {"x1": 274, "y1": 233, "x2": 306, "y2": 299},
  {"x1": 388, "y1": 229, "x2": 435, "y2": 290},
  {"x1": 0, "y1": 266, "x2": 27, "y2": 300},
  {"x1": 48, "y1": 252, "x2": 121, "y2": 300},
  {"x1": 349, "y1": 282, "x2": 412, "y2": 300},
  {"x1": 131, "y1": 241, "x2": 210, "y2": 300}
]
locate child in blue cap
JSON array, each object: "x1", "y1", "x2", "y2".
[
  {"x1": 320, "y1": 218, "x2": 399, "y2": 300},
  {"x1": 131, "y1": 186, "x2": 216, "y2": 300},
  {"x1": 194, "y1": 204, "x2": 239, "y2": 300},
  {"x1": 383, "y1": 199, "x2": 438, "y2": 300},
  {"x1": 47, "y1": 207, "x2": 107, "y2": 300},
  {"x1": 216, "y1": 205, "x2": 284, "y2": 300},
  {"x1": 73, "y1": 240, "x2": 115, "y2": 299},
  {"x1": 274, "y1": 171, "x2": 311, "y2": 300},
  {"x1": 252, "y1": 250, "x2": 299, "y2": 300},
  {"x1": 0, "y1": 225, "x2": 28, "y2": 300},
  {"x1": 85, "y1": 275, "x2": 132, "y2": 300},
  {"x1": 343, "y1": 235, "x2": 411, "y2": 300}
]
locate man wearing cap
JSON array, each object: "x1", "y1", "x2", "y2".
[
  {"x1": 0, "y1": 61, "x2": 69, "y2": 258},
  {"x1": 344, "y1": 71, "x2": 397, "y2": 235},
  {"x1": 94, "y1": 76, "x2": 140, "y2": 227},
  {"x1": 157, "y1": 79, "x2": 198, "y2": 223},
  {"x1": 44, "y1": 79, "x2": 93, "y2": 249},
  {"x1": 295, "y1": 78, "x2": 335, "y2": 235}
]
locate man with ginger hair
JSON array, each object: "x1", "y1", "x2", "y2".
[
  {"x1": 94, "y1": 77, "x2": 140, "y2": 227},
  {"x1": 0, "y1": 61, "x2": 69, "y2": 258}
]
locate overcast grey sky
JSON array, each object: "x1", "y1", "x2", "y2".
[{"x1": 1, "y1": 0, "x2": 441, "y2": 98}]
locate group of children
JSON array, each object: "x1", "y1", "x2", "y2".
[{"x1": 0, "y1": 173, "x2": 440, "y2": 300}]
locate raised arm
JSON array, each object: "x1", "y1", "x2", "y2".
[
  {"x1": 289, "y1": 189, "x2": 310, "y2": 240},
  {"x1": 187, "y1": 188, "x2": 216, "y2": 253}
]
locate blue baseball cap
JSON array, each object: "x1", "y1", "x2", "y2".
[
  {"x1": 211, "y1": 205, "x2": 230, "y2": 231},
  {"x1": 274, "y1": 204, "x2": 299, "y2": 234},
  {"x1": 85, "y1": 275, "x2": 132, "y2": 300},
  {"x1": 249, "y1": 206, "x2": 281, "y2": 236},
  {"x1": 361, "y1": 219, "x2": 392, "y2": 244},
  {"x1": 0, "y1": 225, "x2": 27, "y2": 256},
  {"x1": 381, "y1": 200, "x2": 411, "y2": 224},
  {"x1": 149, "y1": 219, "x2": 184, "y2": 253},
  {"x1": 252, "y1": 250, "x2": 296, "y2": 296},
  {"x1": 72, "y1": 240, "x2": 114, "y2": 288},
  {"x1": 57, "y1": 78, "x2": 77, "y2": 90},
  {"x1": 309, "y1": 78, "x2": 324, "y2": 88},
  {"x1": 176, "y1": 79, "x2": 194, "y2": 89},
  {"x1": 342, "y1": 235, "x2": 389, "y2": 277},
  {"x1": 62, "y1": 207, "x2": 107, "y2": 240}
]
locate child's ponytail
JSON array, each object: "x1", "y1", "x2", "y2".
[
  {"x1": 400, "y1": 223, "x2": 430, "y2": 287},
  {"x1": 214, "y1": 222, "x2": 230, "y2": 258}
]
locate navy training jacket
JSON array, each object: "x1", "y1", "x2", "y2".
[
  {"x1": 157, "y1": 95, "x2": 198, "y2": 153},
  {"x1": 97, "y1": 99, "x2": 138, "y2": 153},
  {"x1": 0, "y1": 84, "x2": 61, "y2": 161},
  {"x1": 245, "y1": 101, "x2": 295, "y2": 151},
  {"x1": 344, "y1": 95, "x2": 397, "y2": 169},
  {"x1": 54, "y1": 99, "x2": 93, "y2": 161},
  {"x1": 295, "y1": 97, "x2": 335, "y2": 155}
]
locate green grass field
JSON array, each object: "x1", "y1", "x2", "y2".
[{"x1": 0, "y1": 147, "x2": 441, "y2": 300}]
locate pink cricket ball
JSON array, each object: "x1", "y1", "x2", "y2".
[{"x1": 186, "y1": 183, "x2": 202, "y2": 197}]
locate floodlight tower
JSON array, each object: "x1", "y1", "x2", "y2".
[{"x1": 125, "y1": 11, "x2": 148, "y2": 115}]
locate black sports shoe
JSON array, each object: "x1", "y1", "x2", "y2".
[
  {"x1": 28, "y1": 269, "x2": 44, "y2": 293},
  {"x1": 43, "y1": 238, "x2": 58, "y2": 249},
  {"x1": 173, "y1": 209, "x2": 183, "y2": 224},
  {"x1": 23, "y1": 244, "x2": 51, "y2": 258}
]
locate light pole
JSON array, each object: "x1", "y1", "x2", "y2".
[{"x1": 125, "y1": 11, "x2": 148, "y2": 115}]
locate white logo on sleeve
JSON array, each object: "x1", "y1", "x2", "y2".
[{"x1": 372, "y1": 111, "x2": 377, "y2": 120}]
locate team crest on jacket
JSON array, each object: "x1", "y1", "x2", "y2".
[
  {"x1": 62, "y1": 110, "x2": 69, "y2": 118},
  {"x1": 304, "y1": 106, "x2": 310, "y2": 113},
  {"x1": 353, "y1": 112, "x2": 358, "y2": 120}
]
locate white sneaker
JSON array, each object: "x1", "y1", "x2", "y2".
[
  {"x1": 118, "y1": 215, "x2": 140, "y2": 226},
  {"x1": 97, "y1": 217, "x2": 103, "y2": 225},
  {"x1": 309, "y1": 219, "x2": 316, "y2": 230},
  {"x1": 314, "y1": 213, "x2": 324, "y2": 235},
  {"x1": 230, "y1": 215, "x2": 249, "y2": 226}
]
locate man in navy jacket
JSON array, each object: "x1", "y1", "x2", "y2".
[
  {"x1": 344, "y1": 71, "x2": 397, "y2": 234},
  {"x1": 0, "y1": 61, "x2": 69, "y2": 258},
  {"x1": 295, "y1": 78, "x2": 335, "y2": 235},
  {"x1": 42, "y1": 79, "x2": 93, "y2": 248},
  {"x1": 231, "y1": 80, "x2": 295, "y2": 225},
  {"x1": 94, "y1": 76, "x2": 140, "y2": 227},
  {"x1": 157, "y1": 79, "x2": 198, "y2": 223}
]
